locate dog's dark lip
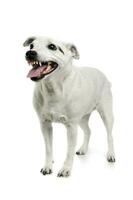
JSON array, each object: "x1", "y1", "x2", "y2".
[
  {"x1": 26, "y1": 60, "x2": 58, "y2": 82},
  {"x1": 31, "y1": 75, "x2": 45, "y2": 82}
]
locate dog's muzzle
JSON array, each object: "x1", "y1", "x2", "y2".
[{"x1": 25, "y1": 50, "x2": 58, "y2": 81}]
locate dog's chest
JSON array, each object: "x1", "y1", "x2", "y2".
[
  {"x1": 37, "y1": 82, "x2": 69, "y2": 123},
  {"x1": 43, "y1": 81, "x2": 65, "y2": 107}
]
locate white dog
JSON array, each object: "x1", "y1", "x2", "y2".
[{"x1": 23, "y1": 36, "x2": 115, "y2": 177}]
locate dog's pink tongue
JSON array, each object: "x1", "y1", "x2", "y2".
[{"x1": 27, "y1": 67, "x2": 45, "y2": 78}]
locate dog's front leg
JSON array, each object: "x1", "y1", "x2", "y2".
[
  {"x1": 40, "y1": 120, "x2": 53, "y2": 175},
  {"x1": 57, "y1": 123, "x2": 77, "y2": 177}
]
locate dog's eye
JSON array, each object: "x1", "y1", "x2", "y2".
[
  {"x1": 30, "y1": 44, "x2": 34, "y2": 49},
  {"x1": 48, "y1": 44, "x2": 57, "y2": 50}
]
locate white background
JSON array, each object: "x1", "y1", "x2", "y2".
[{"x1": 0, "y1": 0, "x2": 133, "y2": 199}]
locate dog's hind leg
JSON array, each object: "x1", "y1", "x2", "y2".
[
  {"x1": 97, "y1": 85, "x2": 115, "y2": 163},
  {"x1": 76, "y1": 114, "x2": 91, "y2": 155}
]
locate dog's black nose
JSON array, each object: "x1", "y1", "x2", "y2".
[{"x1": 26, "y1": 50, "x2": 37, "y2": 60}]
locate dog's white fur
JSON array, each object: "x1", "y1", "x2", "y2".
[{"x1": 24, "y1": 37, "x2": 115, "y2": 177}]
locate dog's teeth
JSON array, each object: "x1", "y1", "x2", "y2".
[
  {"x1": 46, "y1": 66, "x2": 51, "y2": 71},
  {"x1": 48, "y1": 61, "x2": 52, "y2": 65},
  {"x1": 39, "y1": 62, "x2": 41, "y2": 66}
]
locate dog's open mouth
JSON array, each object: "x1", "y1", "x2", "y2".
[{"x1": 27, "y1": 61, "x2": 58, "y2": 81}]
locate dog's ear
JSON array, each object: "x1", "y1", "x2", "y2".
[
  {"x1": 23, "y1": 37, "x2": 36, "y2": 47},
  {"x1": 66, "y1": 43, "x2": 80, "y2": 59}
]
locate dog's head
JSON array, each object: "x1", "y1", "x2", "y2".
[{"x1": 23, "y1": 36, "x2": 79, "y2": 81}]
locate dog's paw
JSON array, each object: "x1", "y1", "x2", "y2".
[
  {"x1": 59, "y1": 115, "x2": 68, "y2": 123},
  {"x1": 107, "y1": 153, "x2": 116, "y2": 163},
  {"x1": 76, "y1": 147, "x2": 87, "y2": 155},
  {"x1": 76, "y1": 150, "x2": 86, "y2": 155},
  {"x1": 57, "y1": 168, "x2": 71, "y2": 177},
  {"x1": 40, "y1": 167, "x2": 53, "y2": 175}
]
